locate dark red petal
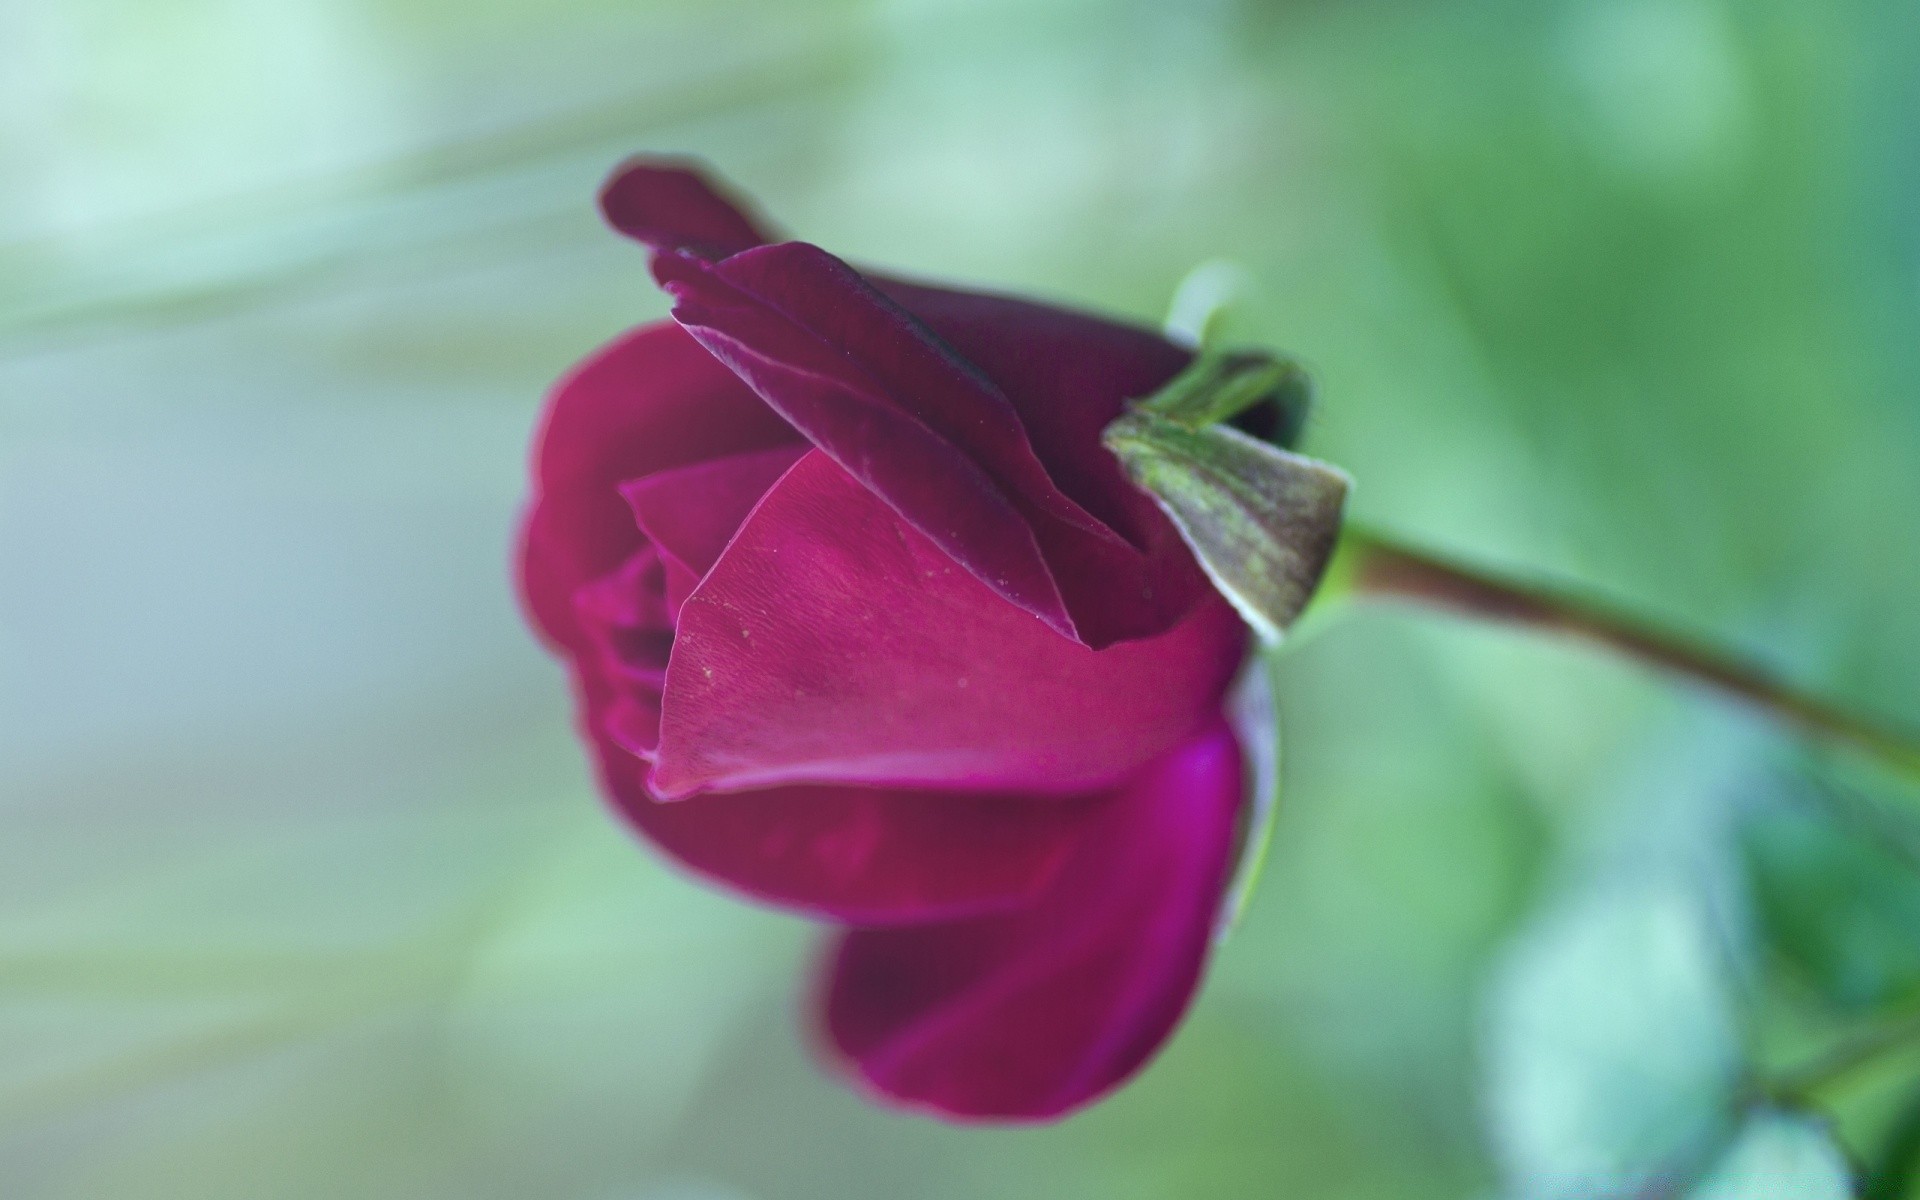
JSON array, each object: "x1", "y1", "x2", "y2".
[
  {"x1": 876, "y1": 279, "x2": 1208, "y2": 628},
  {"x1": 652, "y1": 450, "x2": 1247, "y2": 800},
  {"x1": 620, "y1": 445, "x2": 808, "y2": 580},
  {"x1": 517, "y1": 321, "x2": 801, "y2": 651},
  {"x1": 570, "y1": 547, "x2": 673, "y2": 759},
  {"x1": 572, "y1": 547, "x2": 672, "y2": 685},
  {"x1": 598, "y1": 158, "x2": 775, "y2": 259},
  {"x1": 818, "y1": 720, "x2": 1246, "y2": 1122},
  {"x1": 653, "y1": 245, "x2": 1067, "y2": 636},
  {"x1": 654, "y1": 242, "x2": 1203, "y2": 649},
  {"x1": 591, "y1": 736, "x2": 1104, "y2": 924},
  {"x1": 877, "y1": 278, "x2": 1193, "y2": 538}
]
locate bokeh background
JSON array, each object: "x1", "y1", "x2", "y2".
[{"x1": 4, "y1": 0, "x2": 1919, "y2": 1196}]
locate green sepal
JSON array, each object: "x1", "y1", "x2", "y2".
[
  {"x1": 1103, "y1": 407, "x2": 1351, "y2": 646},
  {"x1": 1134, "y1": 350, "x2": 1313, "y2": 443}
]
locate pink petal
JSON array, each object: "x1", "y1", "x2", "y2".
[
  {"x1": 571, "y1": 548, "x2": 673, "y2": 759},
  {"x1": 620, "y1": 444, "x2": 807, "y2": 618},
  {"x1": 517, "y1": 322, "x2": 801, "y2": 652},
  {"x1": 591, "y1": 735, "x2": 1105, "y2": 924},
  {"x1": 598, "y1": 158, "x2": 774, "y2": 259},
  {"x1": 887, "y1": 280, "x2": 1217, "y2": 654},
  {"x1": 654, "y1": 242, "x2": 1207, "y2": 649},
  {"x1": 878, "y1": 277, "x2": 1196, "y2": 544},
  {"x1": 818, "y1": 720, "x2": 1246, "y2": 1121},
  {"x1": 652, "y1": 450, "x2": 1247, "y2": 800}
]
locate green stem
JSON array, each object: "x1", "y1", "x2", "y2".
[
  {"x1": 1862, "y1": 1081, "x2": 1920, "y2": 1200},
  {"x1": 1765, "y1": 1013, "x2": 1920, "y2": 1106},
  {"x1": 1335, "y1": 526, "x2": 1920, "y2": 782}
]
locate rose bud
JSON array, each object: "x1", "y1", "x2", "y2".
[{"x1": 517, "y1": 157, "x2": 1269, "y2": 1122}]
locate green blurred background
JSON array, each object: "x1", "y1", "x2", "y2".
[{"x1": 3, "y1": 0, "x2": 1917, "y2": 1196}]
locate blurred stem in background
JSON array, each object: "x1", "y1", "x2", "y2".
[
  {"x1": 1331, "y1": 527, "x2": 1920, "y2": 785},
  {"x1": 1765, "y1": 1011, "x2": 1920, "y2": 1107}
]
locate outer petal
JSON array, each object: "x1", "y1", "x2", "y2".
[
  {"x1": 818, "y1": 720, "x2": 1246, "y2": 1121},
  {"x1": 652, "y1": 450, "x2": 1247, "y2": 799},
  {"x1": 598, "y1": 158, "x2": 774, "y2": 259},
  {"x1": 878, "y1": 277, "x2": 1196, "y2": 540},
  {"x1": 654, "y1": 242, "x2": 1206, "y2": 649},
  {"x1": 586, "y1": 700, "x2": 1104, "y2": 925},
  {"x1": 517, "y1": 321, "x2": 801, "y2": 651},
  {"x1": 883, "y1": 278, "x2": 1214, "y2": 650}
]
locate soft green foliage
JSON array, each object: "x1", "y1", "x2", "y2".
[
  {"x1": 3, "y1": 0, "x2": 1918, "y2": 1197},
  {"x1": 1691, "y1": 1111, "x2": 1854, "y2": 1200},
  {"x1": 1485, "y1": 868, "x2": 1743, "y2": 1197},
  {"x1": 1744, "y1": 780, "x2": 1920, "y2": 1018}
]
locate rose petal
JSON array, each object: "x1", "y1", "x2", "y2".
[
  {"x1": 878, "y1": 277, "x2": 1195, "y2": 544},
  {"x1": 517, "y1": 321, "x2": 801, "y2": 651},
  {"x1": 652, "y1": 450, "x2": 1247, "y2": 799},
  {"x1": 571, "y1": 548, "x2": 673, "y2": 759},
  {"x1": 654, "y1": 242, "x2": 1206, "y2": 649},
  {"x1": 886, "y1": 279, "x2": 1216, "y2": 652},
  {"x1": 620, "y1": 444, "x2": 808, "y2": 618},
  {"x1": 589, "y1": 736, "x2": 1104, "y2": 924},
  {"x1": 572, "y1": 547, "x2": 672, "y2": 685},
  {"x1": 818, "y1": 720, "x2": 1245, "y2": 1121},
  {"x1": 599, "y1": 158, "x2": 774, "y2": 259}
]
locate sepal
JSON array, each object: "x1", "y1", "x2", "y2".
[{"x1": 1103, "y1": 404, "x2": 1349, "y2": 646}]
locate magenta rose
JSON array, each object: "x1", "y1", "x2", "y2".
[{"x1": 517, "y1": 158, "x2": 1254, "y2": 1121}]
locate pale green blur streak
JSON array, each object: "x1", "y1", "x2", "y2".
[{"x1": 1, "y1": 0, "x2": 1916, "y2": 1196}]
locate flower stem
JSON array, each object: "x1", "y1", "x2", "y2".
[
  {"x1": 1335, "y1": 525, "x2": 1920, "y2": 781},
  {"x1": 1765, "y1": 1013, "x2": 1920, "y2": 1106}
]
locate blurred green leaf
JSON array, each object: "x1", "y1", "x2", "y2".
[
  {"x1": 1743, "y1": 779, "x2": 1920, "y2": 1017},
  {"x1": 1485, "y1": 869, "x2": 1744, "y2": 1198},
  {"x1": 1689, "y1": 1109, "x2": 1853, "y2": 1200},
  {"x1": 1861, "y1": 1083, "x2": 1920, "y2": 1200}
]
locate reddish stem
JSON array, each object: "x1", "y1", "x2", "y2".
[{"x1": 1340, "y1": 527, "x2": 1920, "y2": 780}]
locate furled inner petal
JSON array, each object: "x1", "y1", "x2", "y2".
[
  {"x1": 652, "y1": 450, "x2": 1247, "y2": 800},
  {"x1": 572, "y1": 546, "x2": 673, "y2": 759},
  {"x1": 818, "y1": 720, "x2": 1246, "y2": 1121},
  {"x1": 621, "y1": 444, "x2": 808, "y2": 619},
  {"x1": 517, "y1": 321, "x2": 802, "y2": 655},
  {"x1": 652, "y1": 245, "x2": 1068, "y2": 637},
  {"x1": 653, "y1": 242, "x2": 1204, "y2": 649}
]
